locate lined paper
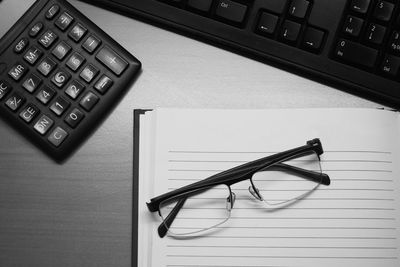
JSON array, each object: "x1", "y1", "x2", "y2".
[{"x1": 138, "y1": 108, "x2": 400, "y2": 267}]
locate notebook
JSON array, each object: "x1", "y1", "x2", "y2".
[{"x1": 133, "y1": 108, "x2": 400, "y2": 267}]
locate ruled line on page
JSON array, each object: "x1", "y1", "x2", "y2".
[
  {"x1": 166, "y1": 255, "x2": 398, "y2": 260},
  {"x1": 167, "y1": 245, "x2": 397, "y2": 250}
]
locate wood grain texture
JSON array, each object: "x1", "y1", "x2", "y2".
[{"x1": 0, "y1": 0, "x2": 380, "y2": 266}]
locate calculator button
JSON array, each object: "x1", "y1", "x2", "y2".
[
  {"x1": 5, "y1": 92, "x2": 25, "y2": 111},
  {"x1": 46, "y1": 5, "x2": 60, "y2": 19},
  {"x1": 8, "y1": 63, "x2": 28, "y2": 81},
  {"x1": 80, "y1": 91, "x2": 99, "y2": 111},
  {"x1": 215, "y1": 0, "x2": 247, "y2": 24},
  {"x1": 94, "y1": 75, "x2": 113, "y2": 94},
  {"x1": 14, "y1": 38, "x2": 29, "y2": 54},
  {"x1": 22, "y1": 73, "x2": 42, "y2": 93},
  {"x1": 365, "y1": 23, "x2": 386, "y2": 45},
  {"x1": 280, "y1": 20, "x2": 302, "y2": 43},
  {"x1": 334, "y1": 39, "x2": 378, "y2": 68},
  {"x1": 19, "y1": 103, "x2": 39, "y2": 123},
  {"x1": 36, "y1": 85, "x2": 55, "y2": 105},
  {"x1": 33, "y1": 114, "x2": 54, "y2": 135},
  {"x1": 288, "y1": 0, "x2": 310, "y2": 19},
  {"x1": 23, "y1": 46, "x2": 43, "y2": 65},
  {"x1": 29, "y1": 22, "x2": 43, "y2": 37},
  {"x1": 51, "y1": 69, "x2": 71, "y2": 88},
  {"x1": 66, "y1": 52, "x2": 85, "y2": 71},
  {"x1": 381, "y1": 54, "x2": 400, "y2": 76},
  {"x1": 52, "y1": 41, "x2": 71, "y2": 60},
  {"x1": 82, "y1": 35, "x2": 101, "y2": 53},
  {"x1": 48, "y1": 126, "x2": 68, "y2": 147},
  {"x1": 69, "y1": 23, "x2": 87, "y2": 42},
  {"x1": 65, "y1": 80, "x2": 85, "y2": 99},
  {"x1": 257, "y1": 12, "x2": 279, "y2": 36},
  {"x1": 343, "y1": 16, "x2": 364, "y2": 37},
  {"x1": 350, "y1": 0, "x2": 371, "y2": 14},
  {"x1": 50, "y1": 96, "x2": 70, "y2": 116},
  {"x1": 55, "y1": 12, "x2": 74, "y2": 31},
  {"x1": 0, "y1": 80, "x2": 12, "y2": 100},
  {"x1": 80, "y1": 64, "x2": 99, "y2": 83},
  {"x1": 37, "y1": 57, "x2": 57, "y2": 76},
  {"x1": 373, "y1": 1, "x2": 394, "y2": 22},
  {"x1": 388, "y1": 31, "x2": 400, "y2": 55},
  {"x1": 96, "y1": 46, "x2": 128, "y2": 76},
  {"x1": 302, "y1": 27, "x2": 325, "y2": 51},
  {"x1": 65, "y1": 108, "x2": 84, "y2": 128},
  {"x1": 38, "y1": 30, "x2": 58, "y2": 48}
]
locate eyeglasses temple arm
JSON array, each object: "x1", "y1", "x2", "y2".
[
  {"x1": 157, "y1": 197, "x2": 187, "y2": 238},
  {"x1": 264, "y1": 163, "x2": 330, "y2": 185}
]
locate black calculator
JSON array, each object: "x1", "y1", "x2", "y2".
[{"x1": 0, "y1": 0, "x2": 141, "y2": 162}]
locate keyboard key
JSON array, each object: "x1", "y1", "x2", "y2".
[
  {"x1": 29, "y1": 22, "x2": 43, "y2": 37},
  {"x1": 37, "y1": 57, "x2": 57, "y2": 76},
  {"x1": 8, "y1": 63, "x2": 27, "y2": 81},
  {"x1": 334, "y1": 39, "x2": 378, "y2": 68},
  {"x1": 80, "y1": 91, "x2": 99, "y2": 111},
  {"x1": 48, "y1": 127, "x2": 68, "y2": 147},
  {"x1": 80, "y1": 64, "x2": 99, "y2": 83},
  {"x1": 51, "y1": 69, "x2": 71, "y2": 88},
  {"x1": 373, "y1": 1, "x2": 394, "y2": 22},
  {"x1": 257, "y1": 12, "x2": 279, "y2": 36},
  {"x1": 381, "y1": 54, "x2": 400, "y2": 76},
  {"x1": 0, "y1": 80, "x2": 12, "y2": 100},
  {"x1": 22, "y1": 73, "x2": 42, "y2": 93},
  {"x1": 388, "y1": 31, "x2": 400, "y2": 54},
  {"x1": 52, "y1": 41, "x2": 71, "y2": 60},
  {"x1": 96, "y1": 46, "x2": 128, "y2": 76},
  {"x1": 65, "y1": 108, "x2": 85, "y2": 128},
  {"x1": 65, "y1": 80, "x2": 85, "y2": 99},
  {"x1": 288, "y1": 0, "x2": 310, "y2": 19},
  {"x1": 55, "y1": 12, "x2": 74, "y2": 31},
  {"x1": 82, "y1": 35, "x2": 101, "y2": 53},
  {"x1": 187, "y1": 0, "x2": 212, "y2": 12},
  {"x1": 5, "y1": 92, "x2": 25, "y2": 111},
  {"x1": 342, "y1": 15, "x2": 364, "y2": 37},
  {"x1": 215, "y1": 0, "x2": 248, "y2": 24},
  {"x1": 36, "y1": 85, "x2": 55, "y2": 105},
  {"x1": 68, "y1": 23, "x2": 87, "y2": 42},
  {"x1": 23, "y1": 46, "x2": 43, "y2": 65},
  {"x1": 19, "y1": 103, "x2": 39, "y2": 123},
  {"x1": 350, "y1": 0, "x2": 371, "y2": 14},
  {"x1": 46, "y1": 5, "x2": 60, "y2": 19},
  {"x1": 38, "y1": 30, "x2": 58, "y2": 48},
  {"x1": 365, "y1": 23, "x2": 386, "y2": 45},
  {"x1": 33, "y1": 115, "x2": 54, "y2": 135},
  {"x1": 302, "y1": 27, "x2": 325, "y2": 52},
  {"x1": 14, "y1": 38, "x2": 29, "y2": 54},
  {"x1": 50, "y1": 96, "x2": 70, "y2": 116},
  {"x1": 280, "y1": 20, "x2": 301, "y2": 43},
  {"x1": 66, "y1": 52, "x2": 85, "y2": 71},
  {"x1": 94, "y1": 75, "x2": 113, "y2": 94}
]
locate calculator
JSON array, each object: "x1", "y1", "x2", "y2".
[{"x1": 0, "y1": 0, "x2": 141, "y2": 162}]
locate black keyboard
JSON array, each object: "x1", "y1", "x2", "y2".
[
  {"x1": 80, "y1": 0, "x2": 400, "y2": 108},
  {"x1": 0, "y1": 0, "x2": 141, "y2": 162}
]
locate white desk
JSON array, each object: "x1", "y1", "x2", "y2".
[{"x1": 0, "y1": 0, "x2": 379, "y2": 266}]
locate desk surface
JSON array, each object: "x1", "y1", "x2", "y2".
[{"x1": 0, "y1": 0, "x2": 380, "y2": 266}]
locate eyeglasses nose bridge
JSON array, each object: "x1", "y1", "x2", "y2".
[
  {"x1": 248, "y1": 185, "x2": 263, "y2": 201},
  {"x1": 226, "y1": 191, "x2": 236, "y2": 211}
]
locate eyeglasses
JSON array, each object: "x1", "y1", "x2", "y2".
[{"x1": 147, "y1": 138, "x2": 331, "y2": 238}]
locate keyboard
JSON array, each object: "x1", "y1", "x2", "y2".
[
  {"x1": 0, "y1": 0, "x2": 141, "y2": 162},
  {"x1": 80, "y1": 0, "x2": 400, "y2": 108}
]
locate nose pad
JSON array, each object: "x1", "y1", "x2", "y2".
[
  {"x1": 248, "y1": 186, "x2": 263, "y2": 201},
  {"x1": 226, "y1": 192, "x2": 236, "y2": 211}
]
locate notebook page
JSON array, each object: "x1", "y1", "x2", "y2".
[{"x1": 140, "y1": 108, "x2": 400, "y2": 267}]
